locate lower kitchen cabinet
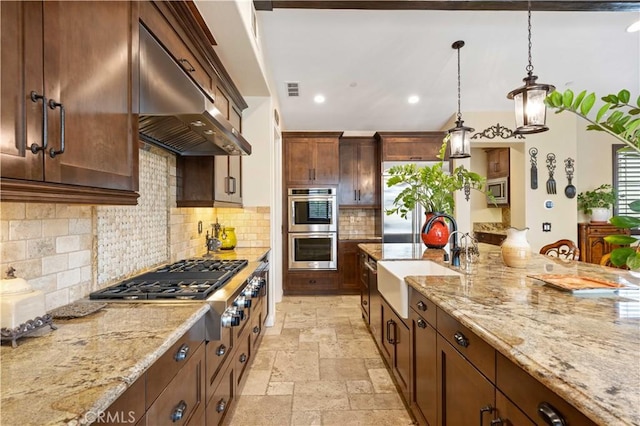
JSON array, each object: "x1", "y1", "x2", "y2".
[
  {"x1": 410, "y1": 308, "x2": 437, "y2": 426},
  {"x1": 340, "y1": 240, "x2": 379, "y2": 295},
  {"x1": 380, "y1": 298, "x2": 411, "y2": 401},
  {"x1": 284, "y1": 270, "x2": 340, "y2": 294}
]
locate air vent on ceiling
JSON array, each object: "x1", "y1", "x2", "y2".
[{"x1": 286, "y1": 82, "x2": 300, "y2": 97}]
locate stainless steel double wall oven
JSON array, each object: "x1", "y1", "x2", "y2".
[{"x1": 287, "y1": 188, "x2": 337, "y2": 270}]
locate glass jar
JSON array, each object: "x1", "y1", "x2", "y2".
[{"x1": 220, "y1": 227, "x2": 237, "y2": 250}]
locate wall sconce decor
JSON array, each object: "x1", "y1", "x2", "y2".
[
  {"x1": 447, "y1": 40, "x2": 473, "y2": 158},
  {"x1": 507, "y1": 0, "x2": 555, "y2": 134}
]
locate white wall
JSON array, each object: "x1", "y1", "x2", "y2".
[{"x1": 242, "y1": 96, "x2": 273, "y2": 206}]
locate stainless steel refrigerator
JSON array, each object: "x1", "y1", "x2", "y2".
[{"x1": 381, "y1": 161, "x2": 450, "y2": 243}]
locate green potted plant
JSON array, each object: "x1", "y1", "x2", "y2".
[
  {"x1": 546, "y1": 89, "x2": 639, "y2": 270},
  {"x1": 385, "y1": 137, "x2": 489, "y2": 248},
  {"x1": 576, "y1": 184, "x2": 617, "y2": 223}
]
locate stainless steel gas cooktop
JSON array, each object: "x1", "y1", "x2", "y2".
[{"x1": 89, "y1": 259, "x2": 248, "y2": 301}]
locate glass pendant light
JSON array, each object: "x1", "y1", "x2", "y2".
[
  {"x1": 447, "y1": 40, "x2": 473, "y2": 158},
  {"x1": 507, "y1": 0, "x2": 555, "y2": 134}
]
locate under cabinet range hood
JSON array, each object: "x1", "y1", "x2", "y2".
[{"x1": 138, "y1": 25, "x2": 251, "y2": 156}]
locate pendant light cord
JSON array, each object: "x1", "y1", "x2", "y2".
[
  {"x1": 456, "y1": 45, "x2": 462, "y2": 121},
  {"x1": 526, "y1": 0, "x2": 534, "y2": 76}
]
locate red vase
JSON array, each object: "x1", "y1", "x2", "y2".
[{"x1": 421, "y1": 212, "x2": 450, "y2": 249}]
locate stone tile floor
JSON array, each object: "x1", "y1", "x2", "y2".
[{"x1": 224, "y1": 295, "x2": 415, "y2": 426}]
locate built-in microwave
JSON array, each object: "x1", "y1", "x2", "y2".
[
  {"x1": 288, "y1": 188, "x2": 337, "y2": 232},
  {"x1": 486, "y1": 177, "x2": 509, "y2": 206},
  {"x1": 288, "y1": 233, "x2": 337, "y2": 270}
]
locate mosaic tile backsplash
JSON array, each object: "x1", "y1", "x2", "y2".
[
  {"x1": 96, "y1": 149, "x2": 169, "y2": 285},
  {"x1": 339, "y1": 209, "x2": 380, "y2": 237}
]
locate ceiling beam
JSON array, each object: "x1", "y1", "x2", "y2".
[{"x1": 254, "y1": 1, "x2": 640, "y2": 12}]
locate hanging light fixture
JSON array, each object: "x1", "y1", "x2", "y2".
[
  {"x1": 447, "y1": 40, "x2": 473, "y2": 158},
  {"x1": 507, "y1": 0, "x2": 555, "y2": 134}
]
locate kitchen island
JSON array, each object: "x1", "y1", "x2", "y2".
[
  {"x1": 0, "y1": 247, "x2": 270, "y2": 425},
  {"x1": 359, "y1": 243, "x2": 640, "y2": 426}
]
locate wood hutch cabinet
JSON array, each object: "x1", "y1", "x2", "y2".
[
  {"x1": 578, "y1": 222, "x2": 630, "y2": 265},
  {"x1": 283, "y1": 131, "x2": 341, "y2": 186}
]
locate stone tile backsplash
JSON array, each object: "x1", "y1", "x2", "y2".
[
  {"x1": 0, "y1": 147, "x2": 271, "y2": 311},
  {"x1": 339, "y1": 209, "x2": 380, "y2": 237}
]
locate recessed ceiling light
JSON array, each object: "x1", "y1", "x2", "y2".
[
  {"x1": 314, "y1": 94, "x2": 325, "y2": 104},
  {"x1": 627, "y1": 19, "x2": 640, "y2": 32},
  {"x1": 408, "y1": 95, "x2": 420, "y2": 104}
]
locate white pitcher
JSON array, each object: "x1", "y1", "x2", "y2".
[{"x1": 501, "y1": 227, "x2": 531, "y2": 268}]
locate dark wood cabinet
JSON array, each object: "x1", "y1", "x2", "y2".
[
  {"x1": 359, "y1": 251, "x2": 371, "y2": 323},
  {"x1": 339, "y1": 136, "x2": 380, "y2": 208},
  {"x1": 376, "y1": 131, "x2": 446, "y2": 162},
  {"x1": 474, "y1": 231, "x2": 506, "y2": 246},
  {"x1": 1, "y1": 1, "x2": 139, "y2": 204},
  {"x1": 436, "y1": 333, "x2": 495, "y2": 426},
  {"x1": 381, "y1": 298, "x2": 411, "y2": 401},
  {"x1": 338, "y1": 241, "x2": 361, "y2": 294},
  {"x1": 486, "y1": 148, "x2": 510, "y2": 179},
  {"x1": 284, "y1": 270, "x2": 340, "y2": 294},
  {"x1": 176, "y1": 155, "x2": 242, "y2": 207},
  {"x1": 578, "y1": 222, "x2": 630, "y2": 265},
  {"x1": 283, "y1": 132, "x2": 341, "y2": 185}
]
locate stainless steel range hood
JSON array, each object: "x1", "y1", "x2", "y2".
[{"x1": 138, "y1": 25, "x2": 251, "y2": 156}]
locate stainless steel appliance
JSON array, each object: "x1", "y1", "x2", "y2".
[
  {"x1": 138, "y1": 25, "x2": 251, "y2": 156},
  {"x1": 486, "y1": 177, "x2": 509, "y2": 205},
  {"x1": 288, "y1": 232, "x2": 338, "y2": 270},
  {"x1": 287, "y1": 188, "x2": 337, "y2": 232},
  {"x1": 381, "y1": 161, "x2": 450, "y2": 243}
]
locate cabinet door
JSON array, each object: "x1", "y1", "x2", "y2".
[
  {"x1": 43, "y1": 1, "x2": 138, "y2": 191},
  {"x1": 338, "y1": 241, "x2": 360, "y2": 293},
  {"x1": 380, "y1": 300, "x2": 394, "y2": 364},
  {"x1": 495, "y1": 391, "x2": 535, "y2": 426},
  {"x1": 0, "y1": 1, "x2": 44, "y2": 181},
  {"x1": 338, "y1": 142, "x2": 358, "y2": 205},
  {"x1": 487, "y1": 148, "x2": 509, "y2": 179},
  {"x1": 394, "y1": 312, "x2": 411, "y2": 401},
  {"x1": 227, "y1": 155, "x2": 242, "y2": 205},
  {"x1": 357, "y1": 140, "x2": 379, "y2": 206},
  {"x1": 437, "y1": 334, "x2": 495, "y2": 426},
  {"x1": 177, "y1": 156, "x2": 215, "y2": 207},
  {"x1": 285, "y1": 138, "x2": 313, "y2": 184},
  {"x1": 369, "y1": 266, "x2": 382, "y2": 349},
  {"x1": 214, "y1": 156, "x2": 231, "y2": 203},
  {"x1": 411, "y1": 310, "x2": 437, "y2": 426},
  {"x1": 313, "y1": 138, "x2": 340, "y2": 184}
]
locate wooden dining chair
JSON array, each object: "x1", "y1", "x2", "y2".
[
  {"x1": 599, "y1": 253, "x2": 629, "y2": 269},
  {"x1": 539, "y1": 239, "x2": 581, "y2": 261}
]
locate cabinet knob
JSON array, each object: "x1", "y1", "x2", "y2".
[
  {"x1": 174, "y1": 343, "x2": 190, "y2": 362},
  {"x1": 253, "y1": 326, "x2": 260, "y2": 334},
  {"x1": 537, "y1": 402, "x2": 567, "y2": 426},
  {"x1": 416, "y1": 300, "x2": 427, "y2": 311},
  {"x1": 417, "y1": 318, "x2": 427, "y2": 329},
  {"x1": 490, "y1": 419, "x2": 504, "y2": 425},
  {"x1": 171, "y1": 400, "x2": 187, "y2": 422},
  {"x1": 216, "y1": 398, "x2": 227, "y2": 413},
  {"x1": 454, "y1": 331, "x2": 469, "y2": 348},
  {"x1": 363, "y1": 300, "x2": 368, "y2": 306},
  {"x1": 216, "y1": 344, "x2": 227, "y2": 357},
  {"x1": 239, "y1": 353, "x2": 248, "y2": 363},
  {"x1": 178, "y1": 58, "x2": 195, "y2": 72}
]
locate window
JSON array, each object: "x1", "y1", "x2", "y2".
[{"x1": 612, "y1": 144, "x2": 640, "y2": 234}]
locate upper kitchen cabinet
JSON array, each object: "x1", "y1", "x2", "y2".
[
  {"x1": 284, "y1": 132, "x2": 341, "y2": 186},
  {"x1": 1, "y1": 1, "x2": 139, "y2": 204},
  {"x1": 176, "y1": 156, "x2": 242, "y2": 207},
  {"x1": 339, "y1": 136, "x2": 380, "y2": 208},
  {"x1": 376, "y1": 131, "x2": 446, "y2": 162},
  {"x1": 486, "y1": 148, "x2": 510, "y2": 178}
]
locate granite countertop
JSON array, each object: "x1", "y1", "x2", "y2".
[
  {"x1": 339, "y1": 234, "x2": 382, "y2": 241},
  {"x1": 358, "y1": 243, "x2": 640, "y2": 426},
  {"x1": 0, "y1": 247, "x2": 271, "y2": 426}
]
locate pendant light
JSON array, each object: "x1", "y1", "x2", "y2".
[
  {"x1": 507, "y1": 0, "x2": 555, "y2": 134},
  {"x1": 447, "y1": 40, "x2": 473, "y2": 158}
]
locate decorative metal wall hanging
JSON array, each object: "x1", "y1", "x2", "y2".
[
  {"x1": 471, "y1": 123, "x2": 525, "y2": 140},
  {"x1": 564, "y1": 158, "x2": 576, "y2": 198},
  {"x1": 545, "y1": 153, "x2": 557, "y2": 194},
  {"x1": 529, "y1": 147, "x2": 538, "y2": 189}
]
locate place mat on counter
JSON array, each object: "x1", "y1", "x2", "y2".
[
  {"x1": 527, "y1": 274, "x2": 631, "y2": 293},
  {"x1": 49, "y1": 301, "x2": 107, "y2": 319}
]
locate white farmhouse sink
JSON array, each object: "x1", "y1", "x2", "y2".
[{"x1": 377, "y1": 260, "x2": 460, "y2": 319}]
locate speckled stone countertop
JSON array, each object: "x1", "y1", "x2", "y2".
[
  {"x1": 0, "y1": 247, "x2": 271, "y2": 426},
  {"x1": 338, "y1": 234, "x2": 382, "y2": 241},
  {"x1": 358, "y1": 243, "x2": 640, "y2": 426}
]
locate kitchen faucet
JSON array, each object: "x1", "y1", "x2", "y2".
[
  {"x1": 205, "y1": 219, "x2": 223, "y2": 254},
  {"x1": 423, "y1": 213, "x2": 460, "y2": 267}
]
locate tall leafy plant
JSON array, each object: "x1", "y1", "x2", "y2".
[{"x1": 545, "y1": 89, "x2": 640, "y2": 269}]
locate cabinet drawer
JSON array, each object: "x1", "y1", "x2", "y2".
[
  {"x1": 206, "y1": 358, "x2": 234, "y2": 426},
  {"x1": 235, "y1": 330, "x2": 251, "y2": 390},
  {"x1": 250, "y1": 303, "x2": 264, "y2": 349},
  {"x1": 409, "y1": 288, "x2": 436, "y2": 326},
  {"x1": 205, "y1": 325, "x2": 232, "y2": 404},
  {"x1": 496, "y1": 353, "x2": 597, "y2": 426},
  {"x1": 146, "y1": 342, "x2": 205, "y2": 426},
  {"x1": 101, "y1": 375, "x2": 146, "y2": 425},
  {"x1": 147, "y1": 317, "x2": 205, "y2": 407},
  {"x1": 436, "y1": 308, "x2": 495, "y2": 382}
]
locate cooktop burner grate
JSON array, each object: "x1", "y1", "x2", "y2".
[{"x1": 89, "y1": 259, "x2": 248, "y2": 300}]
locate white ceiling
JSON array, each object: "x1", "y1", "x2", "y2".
[{"x1": 199, "y1": 3, "x2": 640, "y2": 133}]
